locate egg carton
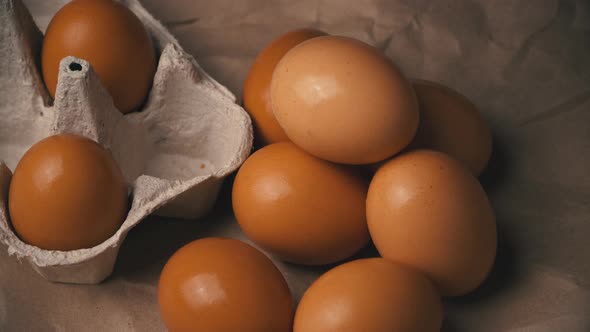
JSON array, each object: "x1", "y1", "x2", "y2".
[{"x1": 0, "y1": 0, "x2": 253, "y2": 284}]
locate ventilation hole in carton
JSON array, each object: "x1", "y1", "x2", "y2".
[{"x1": 69, "y1": 62, "x2": 82, "y2": 71}]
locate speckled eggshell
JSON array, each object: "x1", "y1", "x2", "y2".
[
  {"x1": 270, "y1": 36, "x2": 419, "y2": 165},
  {"x1": 366, "y1": 150, "x2": 497, "y2": 296}
]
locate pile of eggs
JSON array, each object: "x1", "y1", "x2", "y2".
[
  {"x1": 2, "y1": 1, "x2": 496, "y2": 329},
  {"x1": 158, "y1": 29, "x2": 496, "y2": 331}
]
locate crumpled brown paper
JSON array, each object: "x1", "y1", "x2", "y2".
[{"x1": 1, "y1": 0, "x2": 589, "y2": 331}]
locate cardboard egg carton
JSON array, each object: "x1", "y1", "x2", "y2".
[{"x1": 0, "y1": 0, "x2": 253, "y2": 284}]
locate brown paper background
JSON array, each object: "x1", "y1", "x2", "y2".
[{"x1": 1, "y1": 0, "x2": 590, "y2": 331}]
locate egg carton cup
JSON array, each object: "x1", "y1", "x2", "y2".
[{"x1": 0, "y1": 0, "x2": 253, "y2": 284}]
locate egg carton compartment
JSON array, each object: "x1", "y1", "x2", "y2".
[{"x1": 0, "y1": 0, "x2": 253, "y2": 284}]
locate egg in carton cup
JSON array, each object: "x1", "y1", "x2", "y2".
[{"x1": 0, "y1": 0, "x2": 253, "y2": 284}]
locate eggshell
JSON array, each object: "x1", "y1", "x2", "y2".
[
  {"x1": 41, "y1": 0, "x2": 157, "y2": 114},
  {"x1": 9, "y1": 134, "x2": 128, "y2": 251},
  {"x1": 294, "y1": 258, "x2": 443, "y2": 332},
  {"x1": 0, "y1": 0, "x2": 252, "y2": 283},
  {"x1": 158, "y1": 238, "x2": 293, "y2": 332},
  {"x1": 366, "y1": 150, "x2": 497, "y2": 296},
  {"x1": 243, "y1": 29, "x2": 326, "y2": 146},
  {"x1": 232, "y1": 142, "x2": 369, "y2": 265},
  {"x1": 409, "y1": 79, "x2": 493, "y2": 176},
  {"x1": 270, "y1": 35, "x2": 419, "y2": 164}
]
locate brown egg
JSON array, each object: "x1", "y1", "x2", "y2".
[
  {"x1": 270, "y1": 36, "x2": 419, "y2": 165},
  {"x1": 232, "y1": 142, "x2": 369, "y2": 265},
  {"x1": 409, "y1": 80, "x2": 493, "y2": 176},
  {"x1": 366, "y1": 150, "x2": 496, "y2": 296},
  {"x1": 8, "y1": 134, "x2": 128, "y2": 251},
  {"x1": 41, "y1": 0, "x2": 156, "y2": 113},
  {"x1": 158, "y1": 237, "x2": 293, "y2": 332},
  {"x1": 243, "y1": 29, "x2": 326, "y2": 146},
  {"x1": 294, "y1": 258, "x2": 443, "y2": 332}
]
